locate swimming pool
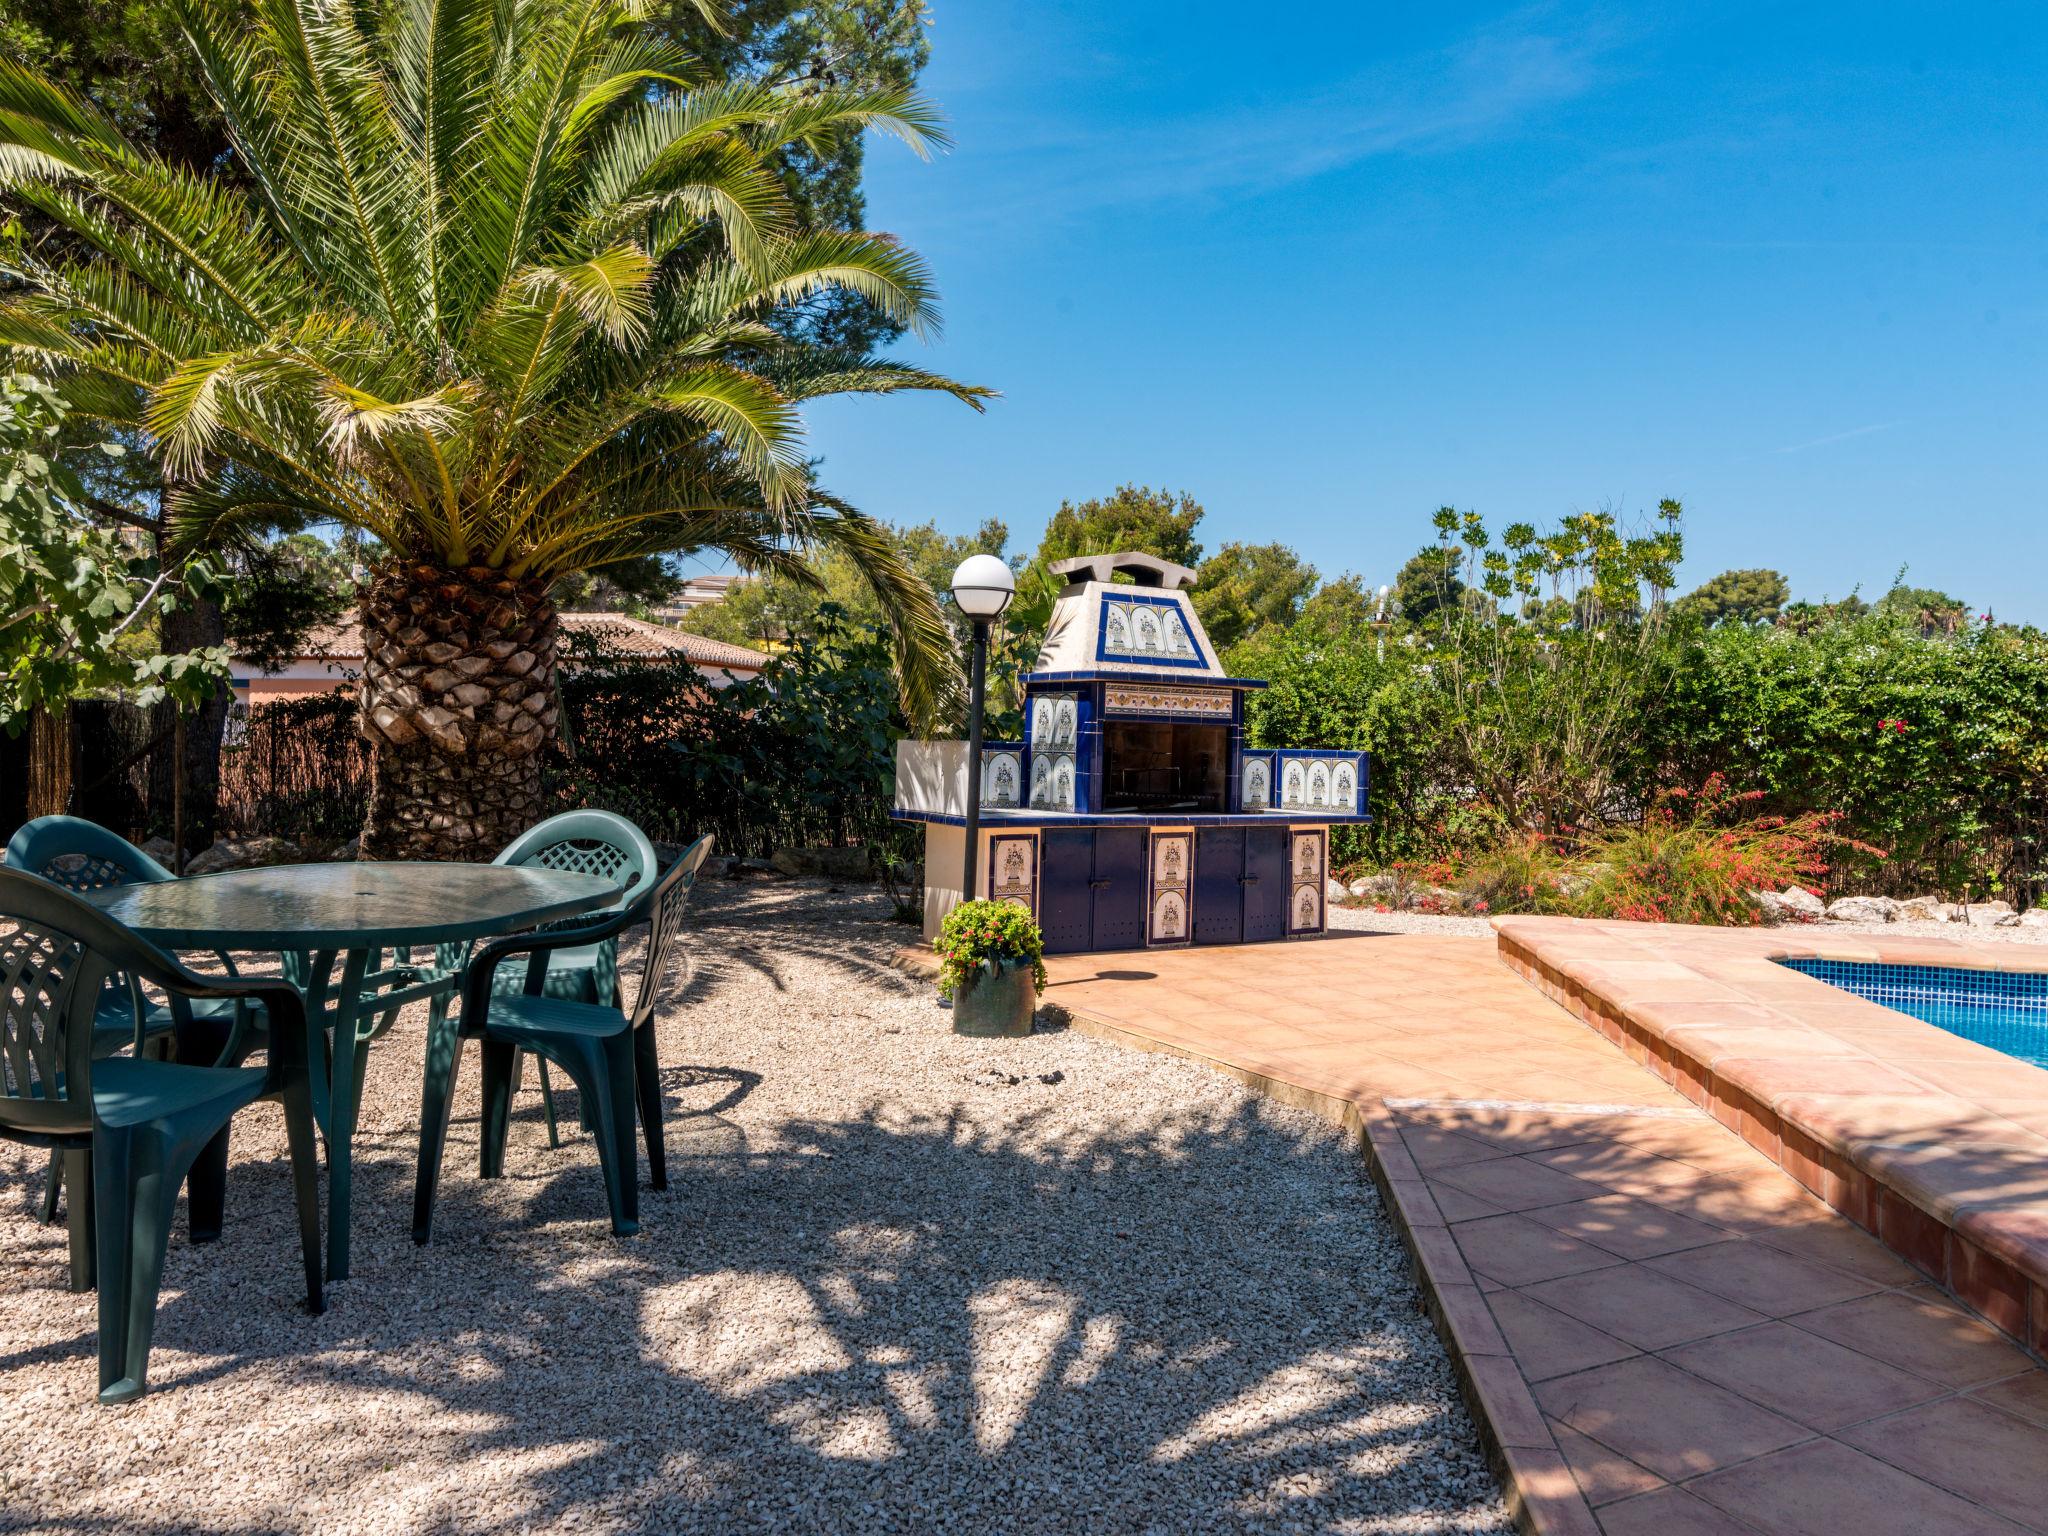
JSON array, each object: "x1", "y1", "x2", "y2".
[{"x1": 1781, "y1": 958, "x2": 2048, "y2": 1069}]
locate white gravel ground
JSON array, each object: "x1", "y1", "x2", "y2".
[{"x1": 0, "y1": 877, "x2": 1510, "y2": 1536}]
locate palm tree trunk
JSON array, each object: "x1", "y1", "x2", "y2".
[{"x1": 358, "y1": 562, "x2": 558, "y2": 861}]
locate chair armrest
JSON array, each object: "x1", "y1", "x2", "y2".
[
  {"x1": 459, "y1": 908, "x2": 638, "y2": 1028},
  {"x1": 120, "y1": 946, "x2": 309, "y2": 1073}
]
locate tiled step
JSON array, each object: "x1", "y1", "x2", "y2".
[{"x1": 1494, "y1": 917, "x2": 2048, "y2": 1361}]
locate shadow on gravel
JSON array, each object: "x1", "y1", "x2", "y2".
[{"x1": 0, "y1": 883, "x2": 1506, "y2": 1536}]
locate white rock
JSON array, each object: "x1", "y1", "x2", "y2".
[
  {"x1": 1326, "y1": 877, "x2": 1350, "y2": 903},
  {"x1": 1961, "y1": 900, "x2": 2016, "y2": 925},
  {"x1": 1777, "y1": 886, "x2": 1826, "y2": 920},
  {"x1": 2017, "y1": 909, "x2": 2048, "y2": 930},
  {"x1": 1826, "y1": 895, "x2": 1899, "y2": 923},
  {"x1": 1749, "y1": 890, "x2": 1790, "y2": 925},
  {"x1": 183, "y1": 835, "x2": 300, "y2": 876},
  {"x1": 1896, "y1": 897, "x2": 1962, "y2": 923},
  {"x1": 1348, "y1": 873, "x2": 1399, "y2": 901}
]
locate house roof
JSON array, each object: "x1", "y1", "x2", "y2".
[{"x1": 286, "y1": 611, "x2": 768, "y2": 670}]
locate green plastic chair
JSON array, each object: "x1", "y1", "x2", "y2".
[
  {"x1": 413, "y1": 835, "x2": 712, "y2": 1242},
  {"x1": 0, "y1": 867, "x2": 324, "y2": 1404},
  {"x1": 488, "y1": 810, "x2": 659, "y2": 1145},
  {"x1": 4, "y1": 817, "x2": 263, "y2": 1234}
]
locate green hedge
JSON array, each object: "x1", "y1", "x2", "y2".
[{"x1": 1244, "y1": 613, "x2": 2048, "y2": 904}]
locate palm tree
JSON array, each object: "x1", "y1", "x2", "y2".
[{"x1": 0, "y1": 0, "x2": 988, "y2": 858}]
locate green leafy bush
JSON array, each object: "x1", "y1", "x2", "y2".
[
  {"x1": 1399, "y1": 833, "x2": 1585, "y2": 917},
  {"x1": 550, "y1": 607, "x2": 912, "y2": 865},
  {"x1": 934, "y1": 899, "x2": 1048, "y2": 999}
]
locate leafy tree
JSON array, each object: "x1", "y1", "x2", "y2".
[
  {"x1": 1874, "y1": 583, "x2": 1969, "y2": 637},
  {"x1": 552, "y1": 553, "x2": 686, "y2": 615},
  {"x1": 1034, "y1": 485, "x2": 1204, "y2": 573},
  {"x1": 1778, "y1": 594, "x2": 1867, "y2": 634},
  {"x1": 1296, "y1": 573, "x2": 1383, "y2": 639},
  {"x1": 1674, "y1": 568, "x2": 1789, "y2": 629},
  {"x1": 683, "y1": 516, "x2": 1006, "y2": 650},
  {"x1": 0, "y1": 0, "x2": 224, "y2": 166},
  {"x1": 0, "y1": 0, "x2": 987, "y2": 859},
  {"x1": 1191, "y1": 540, "x2": 1317, "y2": 652},
  {"x1": 1393, "y1": 544, "x2": 1465, "y2": 626},
  {"x1": 0, "y1": 371, "x2": 224, "y2": 727},
  {"x1": 674, "y1": 0, "x2": 933, "y2": 352},
  {"x1": 221, "y1": 530, "x2": 362, "y2": 671}
]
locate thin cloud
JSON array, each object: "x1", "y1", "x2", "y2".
[
  {"x1": 932, "y1": 13, "x2": 1618, "y2": 226},
  {"x1": 1776, "y1": 421, "x2": 1905, "y2": 455}
]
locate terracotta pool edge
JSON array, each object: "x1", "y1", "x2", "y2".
[
  {"x1": 892, "y1": 943, "x2": 1602, "y2": 1536},
  {"x1": 1493, "y1": 917, "x2": 2048, "y2": 1363}
]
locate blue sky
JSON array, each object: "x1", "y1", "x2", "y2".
[{"x1": 793, "y1": 1, "x2": 2048, "y2": 620}]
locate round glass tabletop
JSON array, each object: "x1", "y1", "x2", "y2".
[{"x1": 81, "y1": 861, "x2": 619, "y2": 950}]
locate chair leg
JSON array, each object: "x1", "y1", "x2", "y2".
[
  {"x1": 63, "y1": 1148, "x2": 94, "y2": 1292},
  {"x1": 479, "y1": 1040, "x2": 517, "y2": 1179},
  {"x1": 38, "y1": 1147, "x2": 61, "y2": 1225},
  {"x1": 279, "y1": 1077, "x2": 325, "y2": 1316},
  {"x1": 92, "y1": 1126, "x2": 182, "y2": 1405},
  {"x1": 585, "y1": 1032, "x2": 641, "y2": 1237},
  {"x1": 535, "y1": 1055, "x2": 563, "y2": 1149},
  {"x1": 186, "y1": 1130, "x2": 230, "y2": 1245},
  {"x1": 632, "y1": 1021, "x2": 667, "y2": 1192},
  {"x1": 413, "y1": 1008, "x2": 464, "y2": 1244}
]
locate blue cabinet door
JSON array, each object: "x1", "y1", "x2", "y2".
[
  {"x1": 1244, "y1": 827, "x2": 1289, "y2": 942},
  {"x1": 1192, "y1": 828, "x2": 1245, "y2": 945},
  {"x1": 1091, "y1": 828, "x2": 1148, "y2": 952},
  {"x1": 1039, "y1": 829, "x2": 1095, "y2": 954}
]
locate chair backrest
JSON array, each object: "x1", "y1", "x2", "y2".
[
  {"x1": 5, "y1": 816, "x2": 175, "y2": 891},
  {"x1": 494, "y1": 811, "x2": 658, "y2": 915},
  {"x1": 627, "y1": 835, "x2": 714, "y2": 1030},
  {"x1": 0, "y1": 868, "x2": 158, "y2": 1135}
]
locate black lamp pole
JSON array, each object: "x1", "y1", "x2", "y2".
[{"x1": 961, "y1": 615, "x2": 991, "y2": 903}]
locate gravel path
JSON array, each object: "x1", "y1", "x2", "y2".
[{"x1": 0, "y1": 878, "x2": 1509, "y2": 1536}]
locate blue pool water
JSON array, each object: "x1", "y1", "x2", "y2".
[{"x1": 1781, "y1": 958, "x2": 2048, "y2": 1069}]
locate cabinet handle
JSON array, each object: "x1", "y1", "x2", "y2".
[
  {"x1": 1090, "y1": 878, "x2": 1112, "y2": 889},
  {"x1": 1239, "y1": 876, "x2": 1259, "y2": 886}
]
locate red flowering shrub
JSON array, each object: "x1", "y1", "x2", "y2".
[{"x1": 1573, "y1": 774, "x2": 1874, "y2": 925}]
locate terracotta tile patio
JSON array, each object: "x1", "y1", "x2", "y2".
[{"x1": 966, "y1": 930, "x2": 2048, "y2": 1536}]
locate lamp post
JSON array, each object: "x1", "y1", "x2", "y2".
[{"x1": 949, "y1": 554, "x2": 1016, "y2": 905}]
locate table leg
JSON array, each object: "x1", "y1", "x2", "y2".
[
  {"x1": 284, "y1": 949, "x2": 342, "y2": 1139},
  {"x1": 322, "y1": 948, "x2": 372, "y2": 1282}
]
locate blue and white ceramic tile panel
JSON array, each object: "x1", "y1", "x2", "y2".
[
  {"x1": 1148, "y1": 829, "x2": 1193, "y2": 946},
  {"x1": 1289, "y1": 829, "x2": 1327, "y2": 934},
  {"x1": 1096, "y1": 592, "x2": 1211, "y2": 670},
  {"x1": 988, "y1": 833, "x2": 1037, "y2": 917},
  {"x1": 979, "y1": 744, "x2": 1024, "y2": 809},
  {"x1": 1241, "y1": 754, "x2": 1274, "y2": 813},
  {"x1": 1027, "y1": 692, "x2": 1079, "y2": 812},
  {"x1": 1276, "y1": 751, "x2": 1365, "y2": 814}
]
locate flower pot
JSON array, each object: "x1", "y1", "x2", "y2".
[{"x1": 950, "y1": 957, "x2": 1038, "y2": 1038}]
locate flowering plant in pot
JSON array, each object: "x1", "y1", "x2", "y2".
[{"x1": 935, "y1": 900, "x2": 1048, "y2": 1037}]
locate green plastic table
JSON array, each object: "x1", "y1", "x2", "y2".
[{"x1": 84, "y1": 861, "x2": 617, "y2": 1279}]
